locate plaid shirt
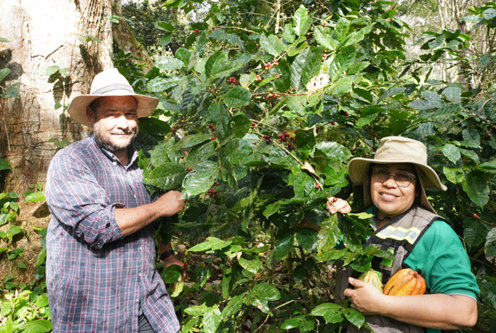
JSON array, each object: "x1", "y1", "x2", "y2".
[{"x1": 46, "y1": 135, "x2": 180, "y2": 333}]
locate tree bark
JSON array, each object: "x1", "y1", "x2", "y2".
[
  {"x1": 0, "y1": 0, "x2": 114, "y2": 196},
  {"x1": 0, "y1": 0, "x2": 114, "y2": 283}
]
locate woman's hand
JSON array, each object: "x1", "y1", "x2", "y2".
[
  {"x1": 344, "y1": 277, "x2": 386, "y2": 315},
  {"x1": 326, "y1": 197, "x2": 352, "y2": 215}
]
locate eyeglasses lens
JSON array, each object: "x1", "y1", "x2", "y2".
[{"x1": 373, "y1": 167, "x2": 414, "y2": 188}]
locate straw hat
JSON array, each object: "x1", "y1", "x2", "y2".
[
  {"x1": 347, "y1": 136, "x2": 447, "y2": 214},
  {"x1": 67, "y1": 68, "x2": 158, "y2": 127}
]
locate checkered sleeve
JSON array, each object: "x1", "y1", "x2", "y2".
[{"x1": 46, "y1": 149, "x2": 124, "y2": 250}]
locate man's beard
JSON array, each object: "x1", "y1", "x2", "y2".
[{"x1": 93, "y1": 123, "x2": 138, "y2": 153}]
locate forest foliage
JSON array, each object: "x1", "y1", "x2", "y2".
[{"x1": 1, "y1": 0, "x2": 496, "y2": 332}]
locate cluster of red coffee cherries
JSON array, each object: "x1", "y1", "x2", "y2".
[
  {"x1": 228, "y1": 76, "x2": 238, "y2": 84},
  {"x1": 263, "y1": 60, "x2": 278, "y2": 69},
  {"x1": 207, "y1": 189, "x2": 218, "y2": 197},
  {"x1": 278, "y1": 130, "x2": 294, "y2": 143},
  {"x1": 266, "y1": 93, "x2": 281, "y2": 100}
]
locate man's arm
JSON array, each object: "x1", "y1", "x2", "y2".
[
  {"x1": 345, "y1": 278, "x2": 478, "y2": 330},
  {"x1": 115, "y1": 190, "x2": 185, "y2": 236}
]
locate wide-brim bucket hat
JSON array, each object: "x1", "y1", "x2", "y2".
[
  {"x1": 347, "y1": 136, "x2": 447, "y2": 214},
  {"x1": 67, "y1": 68, "x2": 158, "y2": 127}
]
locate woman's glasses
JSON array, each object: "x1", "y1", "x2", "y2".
[{"x1": 371, "y1": 166, "x2": 416, "y2": 188}]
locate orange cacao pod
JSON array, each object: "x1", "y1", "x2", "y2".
[{"x1": 383, "y1": 268, "x2": 426, "y2": 296}]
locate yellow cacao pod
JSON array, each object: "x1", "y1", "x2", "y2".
[
  {"x1": 383, "y1": 268, "x2": 426, "y2": 296},
  {"x1": 358, "y1": 269, "x2": 383, "y2": 292}
]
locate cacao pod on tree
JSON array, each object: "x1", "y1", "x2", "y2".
[
  {"x1": 358, "y1": 269, "x2": 383, "y2": 292},
  {"x1": 383, "y1": 268, "x2": 426, "y2": 296}
]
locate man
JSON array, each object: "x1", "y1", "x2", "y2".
[{"x1": 46, "y1": 68, "x2": 185, "y2": 332}]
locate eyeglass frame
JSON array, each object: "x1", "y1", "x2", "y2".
[{"x1": 370, "y1": 165, "x2": 417, "y2": 188}]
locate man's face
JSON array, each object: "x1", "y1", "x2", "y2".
[{"x1": 86, "y1": 96, "x2": 139, "y2": 153}]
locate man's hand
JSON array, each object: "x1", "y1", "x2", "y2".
[
  {"x1": 116, "y1": 190, "x2": 186, "y2": 236},
  {"x1": 156, "y1": 190, "x2": 186, "y2": 217},
  {"x1": 163, "y1": 255, "x2": 187, "y2": 282},
  {"x1": 344, "y1": 277, "x2": 386, "y2": 315}
]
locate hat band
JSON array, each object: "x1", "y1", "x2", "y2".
[{"x1": 92, "y1": 84, "x2": 135, "y2": 95}]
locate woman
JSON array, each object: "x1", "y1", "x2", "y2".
[{"x1": 327, "y1": 136, "x2": 479, "y2": 333}]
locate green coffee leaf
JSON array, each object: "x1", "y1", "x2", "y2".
[
  {"x1": 290, "y1": 48, "x2": 309, "y2": 91},
  {"x1": 293, "y1": 6, "x2": 311, "y2": 37},
  {"x1": 0, "y1": 68, "x2": 10, "y2": 82},
  {"x1": 155, "y1": 57, "x2": 184, "y2": 71},
  {"x1": 344, "y1": 308, "x2": 366, "y2": 328},
  {"x1": 274, "y1": 233, "x2": 294, "y2": 260},
  {"x1": 205, "y1": 103, "x2": 230, "y2": 137},
  {"x1": 145, "y1": 162, "x2": 186, "y2": 190},
  {"x1": 314, "y1": 26, "x2": 337, "y2": 51},
  {"x1": 147, "y1": 76, "x2": 182, "y2": 92},
  {"x1": 309, "y1": 303, "x2": 345, "y2": 324},
  {"x1": 46, "y1": 65, "x2": 60, "y2": 76},
  {"x1": 441, "y1": 144, "x2": 461, "y2": 164},
  {"x1": 461, "y1": 128, "x2": 481, "y2": 148},
  {"x1": 463, "y1": 218, "x2": 488, "y2": 250},
  {"x1": 251, "y1": 283, "x2": 281, "y2": 301},
  {"x1": 317, "y1": 214, "x2": 340, "y2": 253},
  {"x1": 17, "y1": 320, "x2": 53, "y2": 333},
  {"x1": 155, "y1": 21, "x2": 174, "y2": 32},
  {"x1": 182, "y1": 161, "x2": 218, "y2": 197},
  {"x1": 462, "y1": 170, "x2": 490, "y2": 207},
  {"x1": 259, "y1": 34, "x2": 285, "y2": 56},
  {"x1": 36, "y1": 248, "x2": 46, "y2": 267},
  {"x1": 160, "y1": 33, "x2": 172, "y2": 47},
  {"x1": 205, "y1": 52, "x2": 245, "y2": 79},
  {"x1": 327, "y1": 77, "x2": 353, "y2": 96},
  {"x1": 202, "y1": 307, "x2": 221, "y2": 333},
  {"x1": 443, "y1": 167, "x2": 464, "y2": 184},
  {"x1": 443, "y1": 86, "x2": 462, "y2": 103},
  {"x1": 25, "y1": 192, "x2": 46, "y2": 202},
  {"x1": 296, "y1": 228, "x2": 318, "y2": 250},
  {"x1": 221, "y1": 86, "x2": 251, "y2": 108},
  {"x1": 328, "y1": 46, "x2": 356, "y2": 81},
  {"x1": 335, "y1": 17, "x2": 350, "y2": 43},
  {"x1": 221, "y1": 294, "x2": 244, "y2": 320},
  {"x1": 228, "y1": 114, "x2": 251, "y2": 139},
  {"x1": 0, "y1": 158, "x2": 11, "y2": 170},
  {"x1": 238, "y1": 256, "x2": 262, "y2": 274},
  {"x1": 478, "y1": 160, "x2": 496, "y2": 174},
  {"x1": 485, "y1": 227, "x2": 496, "y2": 258},
  {"x1": 172, "y1": 134, "x2": 212, "y2": 151},
  {"x1": 409, "y1": 90, "x2": 443, "y2": 110}
]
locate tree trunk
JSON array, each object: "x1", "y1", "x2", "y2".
[
  {"x1": 0, "y1": 0, "x2": 114, "y2": 196},
  {"x1": 0, "y1": 0, "x2": 114, "y2": 284}
]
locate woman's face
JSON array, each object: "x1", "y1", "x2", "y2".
[{"x1": 370, "y1": 163, "x2": 417, "y2": 222}]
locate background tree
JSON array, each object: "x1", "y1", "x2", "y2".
[{"x1": 0, "y1": 0, "x2": 114, "y2": 196}]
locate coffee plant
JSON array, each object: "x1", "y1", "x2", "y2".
[{"x1": 115, "y1": 0, "x2": 496, "y2": 332}]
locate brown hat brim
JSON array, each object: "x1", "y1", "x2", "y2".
[{"x1": 350, "y1": 158, "x2": 446, "y2": 214}]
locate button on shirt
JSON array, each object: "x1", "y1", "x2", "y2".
[{"x1": 45, "y1": 135, "x2": 180, "y2": 333}]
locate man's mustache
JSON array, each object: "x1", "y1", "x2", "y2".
[{"x1": 110, "y1": 129, "x2": 136, "y2": 135}]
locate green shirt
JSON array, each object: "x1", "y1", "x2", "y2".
[{"x1": 403, "y1": 220, "x2": 479, "y2": 333}]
